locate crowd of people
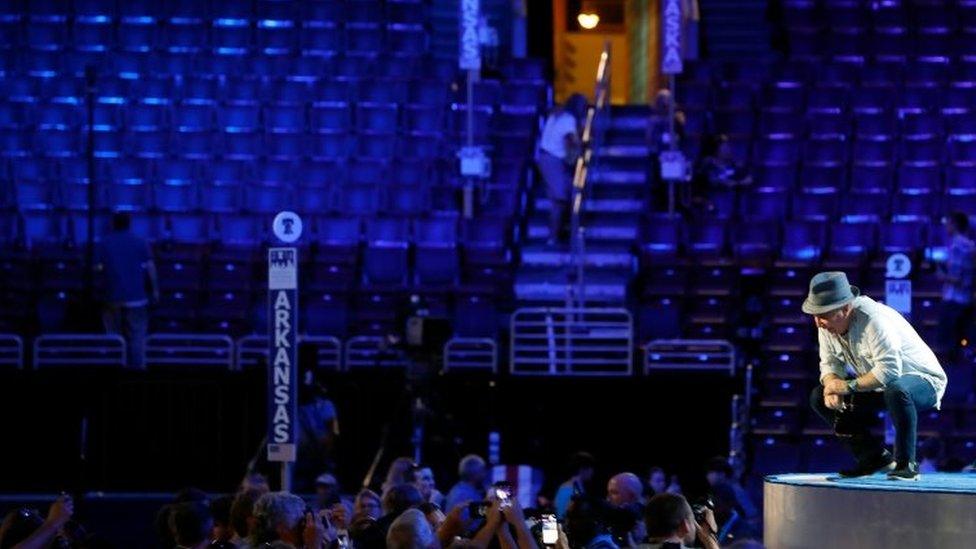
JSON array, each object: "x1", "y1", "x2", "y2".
[{"x1": 0, "y1": 453, "x2": 762, "y2": 549}]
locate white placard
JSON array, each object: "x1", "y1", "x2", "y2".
[
  {"x1": 268, "y1": 248, "x2": 297, "y2": 290},
  {"x1": 885, "y1": 279, "x2": 912, "y2": 314}
]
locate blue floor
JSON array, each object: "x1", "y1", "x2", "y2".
[{"x1": 767, "y1": 472, "x2": 976, "y2": 495}]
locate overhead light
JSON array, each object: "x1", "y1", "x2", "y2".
[{"x1": 577, "y1": 12, "x2": 600, "y2": 30}]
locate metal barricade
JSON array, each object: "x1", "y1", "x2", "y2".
[
  {"x1": 643, "y1": 339, "x2": 736, "y2": 375},
  {"x1": 344, "y1": 336, "x2": 409, "y2": 370},
  {"x1": 443, "y1": 337, "x2": 498, "y2": 373},
  {"x1": 33, "y1": 334, "x2": 126, "y2": 368},
  {"x1": 510, "y1": 308, "x2": 633, "y2": 376},
  {"x1": 236, "y1": 334, "x2": 269, "y2": 370},
  {"x1": 0, "y1": 334, "x2": 24, "y2": 370},
  {"x1": 145, "y1": 334, "x2": 234, "y2": 369},
  {"x1": 301, "y1": 335, "x2": 342, "y2": 372},
  {"x1": 237, "y1": 335, "x2": 342, "y2": 371}
]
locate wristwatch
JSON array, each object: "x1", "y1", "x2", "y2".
[{"x1": 847, "y1": 379, "x2": 859, "y2": 393}]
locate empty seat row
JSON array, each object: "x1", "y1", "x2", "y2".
[
  {"x1": 2, "y1": 128, "x2": 531, "y2": 163},
  {"x1": 753, "y1": 162, "x2": 976, "y2": 191},
  {"x1": 710, "y1": 186, "x2": 976, "y2": 223},
  {"x1": 682, "y1": 81, "x2": 976, "y2": 112},
  {"x1": 6, "y1": 180, "x2": 464, "y2": 216},
  {"x1": 0, "y1": 103, "x2": 540, "y2": 139},
  {"x1": 0, "y1": 0, "x2": 429, "y2": 27},
  {"x1": 3, "y1": 19, "x2": 430, "y2": 55},
  {"x1": 0, "y1": 74, "x2": 460, "y2": 105},
  {"x1": 679, "y1": 58, "x2": 976, "y2": 87},
  {"x1": 753, "y1": 110, "x2": 976, "y2": 138},
  {"x1": 2, "y1": 157, "x2": 530, "y2": 189},
  {"x1": 747, "y1": 135, "x2": 976, "y2": 165},
  {"x1": 0, "y1": 50, "x2": 459, "y2": 82},
  {"x1": 2, "y1": 211, "x2": 510, "y2": 252},
  {"x1": 641, "y1": 216, "x2": 950, "y2": 264}
]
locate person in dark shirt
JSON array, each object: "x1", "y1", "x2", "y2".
[{"x1": 95, "y1": 212, "x2": 158, "y2": 368}]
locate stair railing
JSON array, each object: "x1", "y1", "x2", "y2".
[{"x1": 567, "y1": 42, "x2": 612, "y2": 309}]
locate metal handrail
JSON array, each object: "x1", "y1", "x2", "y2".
[
  {"x1": 144, "y1": 334, "x2": 235, "y2": 369},
  {"x1": 237, "y1": 335, "x2": 342, "y2": 371},
  {"x1": 443, "y1": 337, "x2": 498, "y2": 373},
  {"x1": 510, "y1": 307, "x2": 632, "y2": 376},
  {"x1": 33, "y1": 334, "x2": 127, "y2": 368},
  {"x1": 567, "y1": 42, "x2": 613, "y2": 308},
  {"x1": 0, "y1": 334, "x2": 24, "y2": 370},
  {"x1": 643, "y1": 339, "x2": 736, "y2": 375}
]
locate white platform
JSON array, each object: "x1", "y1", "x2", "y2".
[{"x1": 764, "y1": 473, "x2": 976, "y2": 548}]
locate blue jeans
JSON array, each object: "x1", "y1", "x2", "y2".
[
  {"x1": 103, "y1": 304, "x2": 148, "y2": 368},
  {"x1": 810, "y1": 375, "x2": 937, "y2": 465}
]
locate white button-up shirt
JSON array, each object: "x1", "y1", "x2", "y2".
[{"x1": 818, "y1": 296, "x2": 948, "y2": 408}]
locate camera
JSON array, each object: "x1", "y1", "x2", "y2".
[
  {"x1": 468, "y1": 482, "x2": 513, "y2": 518},
  {"x1": 691, "y1": 497, "x2": 714, "y2": 524},
  {"x1": 468, "y1": 501, "x2": 491, "y2": 518}
]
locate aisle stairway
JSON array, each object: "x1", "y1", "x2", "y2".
[{"x1": 514, "y1": 105, "x2": 651, "y2": 303}]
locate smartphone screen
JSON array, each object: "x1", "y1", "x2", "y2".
[{"x1": 541, "y1": 514, "x2": 558, "y2": 545}]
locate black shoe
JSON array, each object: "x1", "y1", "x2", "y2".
[
  {"x1": 887, "y1": 462, "x2": 919, "y2": 481},
  {"x1": 838, "y1": 451, "x2": 895, "y2": 478}
]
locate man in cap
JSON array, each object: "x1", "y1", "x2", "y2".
[
  {"x1": 803, "y1": 272, "x2": 948, "y2": 480},
  {"x1": 314, "y1": 473, "x2": 341, "y2": 511}
]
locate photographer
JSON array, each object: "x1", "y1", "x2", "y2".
[
  {"x1": 554, "y1": 452, "x2": 596, "y2": 519},
  {"x1": 435, "y1": 500, "x2": 504, "y2": 549},
  {"x1": 252, "y1": 492, "x2": 333, "y2": 548},
  {"x1": 445, "y1": 455, "x2": 488, "y2": 511},
  {"x1": 640, "y1": 493, "x2": 718, "y2": 549},
  {"x1": 562, "y1": 498, "x2": 617, "y2": 549},
  {"x1": 168, "y1": 501, "x2": 213, "y2": 549},
  {"x1": 704, "y1": 458, "x2": 758, "y2": 539},
  {"x1": 495, "y1": 494, "x2": 539, "y2": 549},
  {"x1": 0, "y1": 494, "x2": 74, "y2": 549}
]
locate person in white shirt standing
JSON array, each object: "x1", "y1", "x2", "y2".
[
  {"x1": 803, "y1": 272, "x2": 948, "y2": 481},
  {"x1": 536, "y1": 93, "x2": 587, "y2": 245}
]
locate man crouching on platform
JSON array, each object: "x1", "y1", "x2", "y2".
[{"x1": 803, "y1": 272, "x2": 947, "y2": 481}]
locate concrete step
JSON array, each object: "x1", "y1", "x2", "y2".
[
  {"x1": 597, "y1": 156, "x2": 651, "y2": 173},
  {"x1": 587, "y1": 184, "x2": 648, "y2": 201},
  {"x1": 520, "y1": 242, "x2": 634, "y2": 268},
  {"x1": 606, "y1": 128, "x2": 649, "y2": 146},
  {"x1": 514, "y1": 267, "x2": 630, "y2": 302},
  {"x1": 610, "y1": 116, "x2": 651, "y2": 131},
  {"x1": 526, "y1": 222, "x2": 640, "y2": 243},
  {"x1": 611, "y1": 105, "x2": 652, "y2": 117},
  {"x1": 526, "y1": 214, "x2": 641, "y2": 242},
  {"x1": 598, "y1": 144, "x2": 651, "y2": 159},
  {"x1": 589, "y1": 169, "x2": 648, "y2": 186},
  {"x1": 536, "y1": 196, "x2": 645, "y2": 214}
]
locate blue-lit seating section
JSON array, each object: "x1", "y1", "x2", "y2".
[
  {"x1": 0, "y1": 0, "x2": 549, "y2": 338},
  {"x1": 634, "y1": 0, "x2": 976, "y2": 478}
]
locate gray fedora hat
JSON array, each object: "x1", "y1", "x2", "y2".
[{"x1": 801, "y1": 271, "x2": 860, "y2": 315}]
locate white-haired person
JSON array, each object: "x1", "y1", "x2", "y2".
[
  {"x1": 252, "y1": 491, "x2": 331, "y2": 548},
  {"x1": 444, "y1": 454, "x2": 488, "y2": 511}
]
